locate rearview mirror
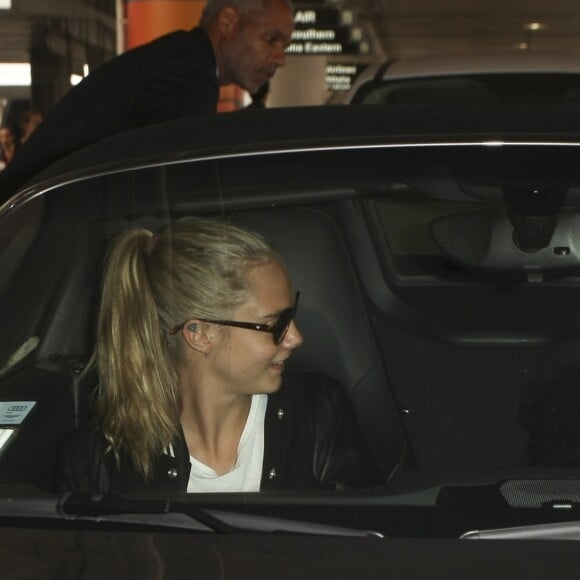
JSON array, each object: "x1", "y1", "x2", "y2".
[{"x1": 431, "y1": 212, "x2": 580, "y2": 277}]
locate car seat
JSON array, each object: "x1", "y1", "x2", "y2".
[{"x1": 232, "y1": 206, "x2": 408, "y2": 480}]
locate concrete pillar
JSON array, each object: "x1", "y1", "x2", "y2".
[
  {"x1": 125, "y1": 0, "x2": 205, "y2": 49},
  {"x1": 269, "y1": 56, "x2": 328, "y2": 107}
]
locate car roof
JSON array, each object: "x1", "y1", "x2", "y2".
[
  {"x1": 346, "y1": 52, "x2": 580, "y2": 103},
  {"x1": 373, "y1": 52, "x2": 580, "y2": 80},
  {"x1": 6, "y1": 103, "x2": 580, "y2": 205}
]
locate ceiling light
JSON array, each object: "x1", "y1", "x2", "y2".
[
  {"x1": 0, "y1": 63, "x2": 30, "y2": 86},
  {"x1": 524, "y1": 22, "x2": 546, "y2": 31},
  {"x1": 71, "y1": 64, "x2": 90, "y2": 86},
  {"x1": 70, "y1": 74, "x2": 83, "y2": 86},
  {"x1": 0, "y1": 0, "x2": 11, "y2": 9}
]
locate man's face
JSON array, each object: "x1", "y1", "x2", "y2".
[{"x1": 221, "y1": 0, "x2": 294, "y2": 93}]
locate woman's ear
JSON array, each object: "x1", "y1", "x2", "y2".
[{"x1": 181, "y1": 320, "x2": 215, "y2": 355}]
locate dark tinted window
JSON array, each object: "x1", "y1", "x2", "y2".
[{"x1": 355, "y1": 73, "x2": 580, "y2": 105}]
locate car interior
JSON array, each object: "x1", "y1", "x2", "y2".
[{"x1": 1, "y1": 144, "x2": 580, "y2": 507}]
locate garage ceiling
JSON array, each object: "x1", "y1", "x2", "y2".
[
  {"x1": 1, "y1": 1, "x2": 580, "y2": 67},
  {"x1": 0, "y1": 0, "x2": 116, "y2": 62},
  {"x1": 347, "y1": 0, "x2": 580, "y2": 60}
]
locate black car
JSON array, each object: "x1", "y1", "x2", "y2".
[
  {"x1": 2, "y1": 104, "x2": 580, "y2": 577},
  {"x1": 345, "y1": 53, "x2": 580, "y2": 106}
]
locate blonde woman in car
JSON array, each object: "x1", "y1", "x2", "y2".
[{"x1": 56, "y1": 217, "x2": 380, "y2": 493}]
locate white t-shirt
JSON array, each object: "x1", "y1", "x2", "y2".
[{"x1": 186, "y1": 394, "x2": 267, "y2": 493}]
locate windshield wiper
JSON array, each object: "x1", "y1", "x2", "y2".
[
  {"x1": 462, "y1": 521, "x2": 580, "y2": 540},
  {"x1": 61, "y1": 493, "x2": 234, "y2": 533},
  {"x1": 0, "y1": 495, "x2": 383, "y2": 538}
]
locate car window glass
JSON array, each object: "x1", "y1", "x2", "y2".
[
  {"x1": 3, "y1": 140, "x2": 580, "y2": 544},
  {"x1": 358, "y1": 74, "x2": 580, "y2": 105}
]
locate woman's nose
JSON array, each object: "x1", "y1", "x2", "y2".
[{"x1": 284, "y1": 320, "x2": 303, "y2": 349}]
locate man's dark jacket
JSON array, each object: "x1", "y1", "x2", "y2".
[
  {"x1": 0, "y1": 27, "x2": 219, "y2": 200},
  {"x1": 55, "y1": 373, "x2": 382, "y2": 493}
]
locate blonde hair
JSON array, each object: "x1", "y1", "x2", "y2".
[{"x1": 93, "y1": 217, "x2": 277, "y2": 478}]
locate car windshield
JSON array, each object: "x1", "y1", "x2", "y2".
[
  {"x1": 2, "y1": 107, "x2": 580, "y2": 540},
  {"x1": 352, "y1": 73, "x2": 580, "y2": 105}
]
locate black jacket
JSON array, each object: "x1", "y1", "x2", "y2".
[
  {"x1": 0, "y1": 27, "x2": 219, "y2": 199},
  {"x1": 55, "y1": 372, "x2": 382, "y2": 494}
]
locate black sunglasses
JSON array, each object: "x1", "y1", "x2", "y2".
[{"x1": 170, "y1": 292, "x2": 300, "y2": 345}]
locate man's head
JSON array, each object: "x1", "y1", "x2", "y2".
[{"x1": 201, "y1": 0, "x2": 294, "y2": 94}]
